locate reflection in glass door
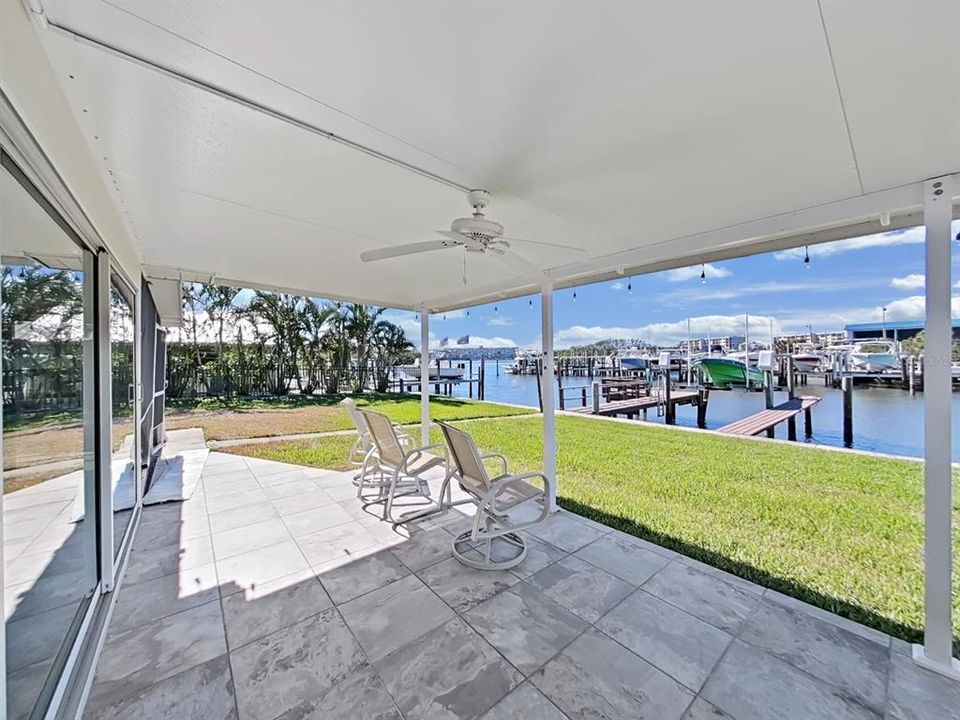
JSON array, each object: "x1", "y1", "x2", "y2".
[
  {"x1": 2, "y1": 159, "x2": 99, "y2": 719},
  {"x1": 109, "y1": 277, "x2": 137, "y2": 558}
]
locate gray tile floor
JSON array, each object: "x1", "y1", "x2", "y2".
[{"x1": 82, "y1": 452, "x2": 960, "y2": 720}]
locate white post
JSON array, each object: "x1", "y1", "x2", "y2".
[
  {"x1": 744, "y1": 313, "x2": 751, "y2": 389},
  {"x1": 914, "y1": 175, "x2": 959, "y2": 677},
  {"x1": 420, "y1": 309, "x2": 430, "y2": 447},
  {"x1": 541, "y1": 283, "x2": 558, "y2": 511}
]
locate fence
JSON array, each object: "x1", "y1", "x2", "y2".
[{"x1": 166, "y1": 360, "x2": 401, "y2": 399}]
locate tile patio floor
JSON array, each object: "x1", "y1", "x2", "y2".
[{"x1": 82, "y1": 451, "x2": 959, "y2": 720}]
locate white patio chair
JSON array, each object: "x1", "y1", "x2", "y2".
[
  {"x1": 341, "y1": 397, "x2": 410, "y2": 484},
  {"x1": 438, "y1": 421, "x2": 552, "y2": 570},
  {"x1": 357, "y1": 408, "x2": 446, "y2": 522}
]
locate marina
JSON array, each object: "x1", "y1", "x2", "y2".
[{"x1": 433, "y1": 357, "x2": 960, "y2": 461}]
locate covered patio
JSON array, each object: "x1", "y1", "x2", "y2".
[
  {"x1": 1, "y1": 1, "x2": 959, "y2": 718},
  {"x1": 85, "y1": 449, "x2": 955, "y2": 720}
]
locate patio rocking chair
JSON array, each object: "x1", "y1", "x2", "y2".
[
  {"x1": 438, "y1": 421, "x2": 552, "y2": 571},
  {"x1": 357, "y1": 408, "x2": 446, "y2": 522},
  {"x1": 341, "y1": 397, "x2": 410, "y2": 484}
]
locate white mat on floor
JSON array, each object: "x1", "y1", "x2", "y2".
[{"x1": 143, "y1": 447, "x2": 209, "y2": 504}]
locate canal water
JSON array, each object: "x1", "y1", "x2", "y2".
[{"x1": 445, "y1": 359, "x2": 960, "y2": 461}]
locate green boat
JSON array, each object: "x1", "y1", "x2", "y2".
[{"x1": 697, "y1": 357, "x2": 766, "y2": 388}]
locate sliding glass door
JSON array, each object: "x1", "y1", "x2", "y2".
[
  {"x1": 109, "y1": 277, "x2": 137, "y2": 558},
  {"x1": 2, "y1": 159, "x2": 99, "y2": 719}
]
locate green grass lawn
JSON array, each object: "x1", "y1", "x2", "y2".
[
  {"x1": 165, "y1": 393, "x2": 529, "y2": 440},
  {"x1": 225, "y1": 413, "x2": 960, "y2": 652}
]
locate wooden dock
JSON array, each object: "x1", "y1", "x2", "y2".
[
  {"x1": 567, "y1": 388, "x2": 702, "y2": 423},
  {"x1": 717, "y1": 395, "x2": 821, "y2": 440}
]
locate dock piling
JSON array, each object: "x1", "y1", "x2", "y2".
[
  {"x1": 697, "y1": 388, "x2": 710, "y2": 428},
  {"x1": 842, "y1": 375, "x2": 853, "y2": 447}
]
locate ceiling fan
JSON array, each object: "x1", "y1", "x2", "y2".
[{"x1": 359, "y1": 190, "x2": 586, "y2": 270}]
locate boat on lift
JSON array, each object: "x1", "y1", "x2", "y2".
[
  {"x1": 848, "y1": 340, "x2": 899, "y2": 372},
  {"x1": 791, "y1": 343, "x2": 825, "y2": 373},
  {"x1": 696, "y1": 356, "x2": 766, "y2": 388}
]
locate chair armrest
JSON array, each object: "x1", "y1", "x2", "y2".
[
  {"x1": 479, "y1": 453, "x2": 508, "y2": 476},
  {"x1": 493, "y1": 471, "x2": 552, "y2": 493},
  {"x1": 402, "y1": 443, "x2": 446, "y2": 466}
]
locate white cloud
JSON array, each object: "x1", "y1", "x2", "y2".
[
  {"x1": 772, "y1": 220, "x2": 960, "y2": 261},
  {"x1": 662, "y1": 278, "x2": 882, "y2": 305},
  {"x1": 435, "y1": 309, "x2": 466, "y2": 320},
  {"x1": 554, "y1": 314, "x2": 780, "y2": 349},
  {"x1": 663, "y1": 263, "x2": 731, "y2": 282},
  {"x1": 774, "y1": 226, "x2": 926, "y2": 260},
  {"x1": 610, "y1": 281, "x2": 625, "y2": 291},
  {"x1": 488, "y1": 316, "x2": 515, "y2": 326},
  {"x1": 890, "y1": 274, "x2": 924, "y2": 291}
]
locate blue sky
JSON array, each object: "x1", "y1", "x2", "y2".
[{"x1": 384, "y1": 221, "x2": 960, "y2": 350}]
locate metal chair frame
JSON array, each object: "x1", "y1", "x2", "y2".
[{"x1": 438, "y1": 421, "x2": 552, "y2": 570}]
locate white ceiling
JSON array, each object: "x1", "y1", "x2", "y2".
[{"x1": 32, "y1": 0, "x2": 960, "y2": 309}]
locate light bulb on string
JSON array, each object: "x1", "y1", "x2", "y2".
[
  {"x1": 627, "y1": 277, "x2": 632, "y2": 294},
  {"x1": 804, "y1": 246, "x2": 810, "y2": 268},
  {"x1": 572, "y1": 291, "x2": 577, "y2": 302},
  {"x1": 700, "y1": 264, "x2": 706, "y2": 284},
  {"x1": 494, "y1": 305, "x2": 498, "y2": 313}
]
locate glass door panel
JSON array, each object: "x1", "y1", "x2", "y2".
[
  {"x1": 109, "y1": 277, "x2": 136, "y2": 558},
  {"x1": 2, "y1": 162, "x2": 98, "y2": 719}
]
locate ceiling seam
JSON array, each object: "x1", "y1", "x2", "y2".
[
  {"x1": 83, "y1": 0, "x2": 596, "y2": 230},
  {"x1": 41, "y1": 16, "x2": 473, "y2": 195},
  {"x1": 98, "y1": 0, "x2": 483, "y2": 187},
  {"x1": 817, "y1": 0, "x2": 865, "y2": 195}
]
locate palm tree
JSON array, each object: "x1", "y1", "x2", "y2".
[
  {"x1": 245, "y1": 291, "x2": 303, "y2": 394},
  {"x1": 371, "y1": 322, "x2": 414, "y2": 392},
  {"x1": 298, "y1": 301, "x2": 341, "y2": 395},
  {"x1": 345, "y1": 304, "x2": 388, "y2": 392}
]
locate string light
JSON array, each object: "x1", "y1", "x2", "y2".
[
  {"x1": 627, "y1": 277, "x2": 632, "y2": 294},
  {"x1": 700, "y1": 264, "x2": 706, "y2": 284},
  {"x1": 804, "y1": 246, "x2": 810, "y2": 268},
  {"x1": 466, "y1": 309, "x2": 470, "y2": 317},
  {"x1": 572, "y1": 291, "x2": 577, "y2": 302},
  {"x1": 494, "y1": 305, "x2": 498, "y2": 313},
  {"x1": 529, "y1": 298, "x2": 533, "y2": 307}
]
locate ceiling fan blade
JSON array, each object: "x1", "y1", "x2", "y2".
[
  {"x1": 486, "y1": 248, "x2": 546, "y2": 283},
  {"x1": 360, "y1": 239, "x2": 460, "y2": 263},
  {"x1": 501, "y1": 236, "x2": 588, "y2": 254}
]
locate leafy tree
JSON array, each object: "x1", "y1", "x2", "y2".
[{"x1": 372, "y1": 322, "x2": 414, "y2": 392}]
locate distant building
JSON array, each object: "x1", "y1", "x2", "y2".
[
  {"x1": 777, "y1": 330, "x2": 846, "y2": 347},
  {"x1": 844, "y1": 320, "x2": 960, "y2": 342},
  {"x1": 678, "y1": 335, "x2": 744, "y2": 353}
]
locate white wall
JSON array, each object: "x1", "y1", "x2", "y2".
[{"x1": 0, "y1": 1, "x2": 142, "y2": 281}]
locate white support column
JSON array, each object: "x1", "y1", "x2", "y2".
[
  {"x1": 541, "y1": 283, "x2": 558, "y2": 511},
  {"x1": 96, "y1": 251, "x2": 115, "y2": 591},
  {"x1": 914, "y1": 175, "x2": 959, "y2": 678},
  {"x1": 420, "y1": 309, "x2": 430, "y2": 447}
]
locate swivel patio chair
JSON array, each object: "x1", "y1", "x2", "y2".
[
  {"x1": 357, "y1": 408, "x2": 446, "y2": 522},
  {"x1": 341, "y1": 397, "x2": 410, "y2": 484},
  {"x1": 438, "y1": 421, "x2": 552, "y2": 570}
]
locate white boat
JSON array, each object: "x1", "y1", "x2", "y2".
[
  {"x1": 848, "y1": 340, "x2": 899, "y2": 372},
  {"x1": 791, "y1": 344, "x2": 824, "y2": 373},
  {"x1": 791, "y1": 352, "x2": 823, "y2": 373},
  {"x1": 618, "y1": 348, "x2": 651, "y2": 371},
  {"x1": 505, "y1": 349, "x2": 539, "y2": 374}
]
